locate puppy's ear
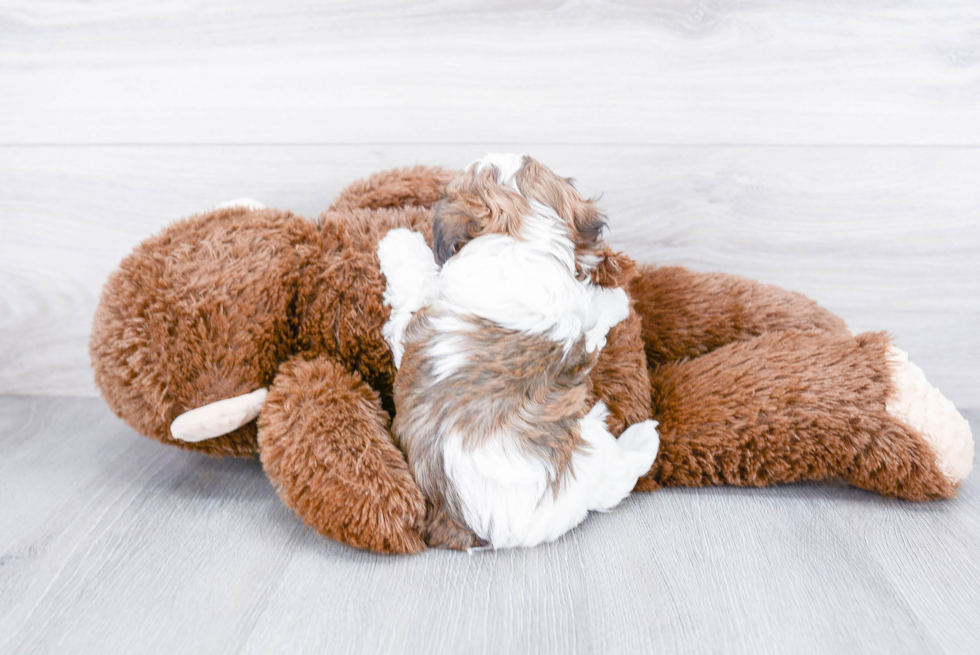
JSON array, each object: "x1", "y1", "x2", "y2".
[
  {"x1": 570, "y1": 198, "x2": 607, "y2": 251},
  {"x1": 517, "y1": 159, "x2": 607, "y2": 250},
  {"x1": 433, "y1": 165, "x2": 529, "y2": 265},
  {"x1": 432, "y1": 200, "x2": 474, "y2": 266},
  {"x1": 468, "y1": 166, "x2": 526, "y2": 238}
]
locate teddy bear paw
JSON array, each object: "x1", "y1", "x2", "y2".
[{"x1": 885, "y1": 346, "x2": 974, "y2": 485}]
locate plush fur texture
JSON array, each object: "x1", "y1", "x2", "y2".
[
  {"x1": 630, "y1": 264, "x2": 851, "y2": 364},
  {"x1": 89, "y1": 162, "x2": 974, "y2": 555},
  {"x1": 90, "y1": 207, "x2": 317, "y2": 457},
  {"x1": 639, "y1": 329, "x2": 956, "y2": 499},
  {"x1": 258, "y1": 357, "x2": 427, "y2": 553}
]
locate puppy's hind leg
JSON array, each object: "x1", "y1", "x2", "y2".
[
  {"x1": 423, "y1": 501, "x2": 485, "y2": 551},
  {"x1": 496, "y1": 403, "x2": 659, "y2": 548},
  {"x1": 578, "y1": 402, "x2": 660, "y2": 511}
]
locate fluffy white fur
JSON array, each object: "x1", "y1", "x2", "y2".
[
  {"x1": 379, "y1": 154, "x2": 660, "y2": 548},
  {"x1": 472, "y1": 152, "x2": 527, "y2": 189},
  {"x1": 377, "y1": 228, "x2": 440, "y2": 368},
  {"x1": 444, "y1": 404, "x2": 659, "y2": 548}
]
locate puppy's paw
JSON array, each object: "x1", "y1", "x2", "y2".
[
  {"x1": 587, "y1": 418, "x2": 659, "y2": 511},
  {"x1": 594, "y1": 287, "x2": 630, "y2": 326},
  {"x1": 378, "y1": 228, "x2": 439, "y2": 313},
  {"x1": 378, "y1": 229, "x2": 440, "y2": 367},
  {"x1": 424, "y1": 503, "x2": 485, "y2": 551},
  {"x1": 617, "y1": 419, "x2": 660, "y2": 476},
  {"x1": 377, "y1": 228, "x2": 438, "y2": 289},
  {"x1": 585, "y1": 287, "x2": 631, "y2": 352}
]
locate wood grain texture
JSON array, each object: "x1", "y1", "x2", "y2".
[
  {"x1": 1, "y1": 396, "x2": 978, "y2": 655},
  {"x1": 2, "y1": 1, "x2": 980, "y2": 145},
  {"x1": 2, "y1": 145, "x2": 977, "y2": 407}
]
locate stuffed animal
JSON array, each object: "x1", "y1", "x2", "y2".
[{"x1": 90, "y1": 163, "x2": 975, "y2": 554}]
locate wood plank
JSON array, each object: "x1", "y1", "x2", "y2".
[
  {"x1": 1, "y1": 396, "x2": 977, "y2": 654},
  {"x1": 2, "y1": 1, "x2": 979, "y2": 145},
  {"x1": 2, "y1": 145, "x2": 977, "y2": 408}
]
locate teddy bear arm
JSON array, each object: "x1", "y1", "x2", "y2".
[
  {"x1": 630, "y1": 264, "x2": 849, "y2": 366},
  {"x1": 328, "y1": 165, "x2": 458, "y2": 213},
  {"x1": 257, "y1": 354, "x2": 427, "y2": 554}
]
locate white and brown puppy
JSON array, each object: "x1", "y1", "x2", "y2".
[{"x1": 377, "y1": 154, "x2": 660, "y2": 550}]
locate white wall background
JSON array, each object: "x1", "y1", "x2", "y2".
[{"x1": 2, "y1": 0, "x2": 978, "y2": 408}]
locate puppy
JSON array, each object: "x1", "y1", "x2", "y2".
[{"x1": 377, "y1": 154, "x2": 660, "y2": 550}]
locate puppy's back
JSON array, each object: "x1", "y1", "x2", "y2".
[{"x1": 392, "y1": 313, "x2": 598, "y2": 547}]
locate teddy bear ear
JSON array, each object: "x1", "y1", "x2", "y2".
[
  {"x1": 513, "y1": 158, "x2": 607, "y2": 249},
  {"x1": 170, "y1": 388, "x2": 268, "y2": 442}
]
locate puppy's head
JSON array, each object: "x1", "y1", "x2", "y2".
[{"x1": 432, "y1": 154, "x2": 607, "y2": 271}]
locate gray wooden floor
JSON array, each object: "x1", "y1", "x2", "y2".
[
  {"x1": 1, "y1": 397, "x2": 978, "y2": 655},
  {"x1": 2, "y1": 1, "x2": 979, "y2": 653}
]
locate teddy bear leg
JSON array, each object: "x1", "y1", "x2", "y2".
[
  {"x1": 630, "y1": 264, "x2": 850, "y2": 364},
  {"x1": 257, "y1": 355, "x2": 427, "y2": 554},
  {"x1": 638, "y1": 329, "x2": 973, "y2": 500}
]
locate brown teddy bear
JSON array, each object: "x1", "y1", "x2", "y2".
[{"x1": 89, "y1": 164, "x2": 974, "y2": 554}]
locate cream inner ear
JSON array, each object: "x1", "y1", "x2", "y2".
[{"x1": 170, "y1": 388, "x2": 268, "y2": 442}]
